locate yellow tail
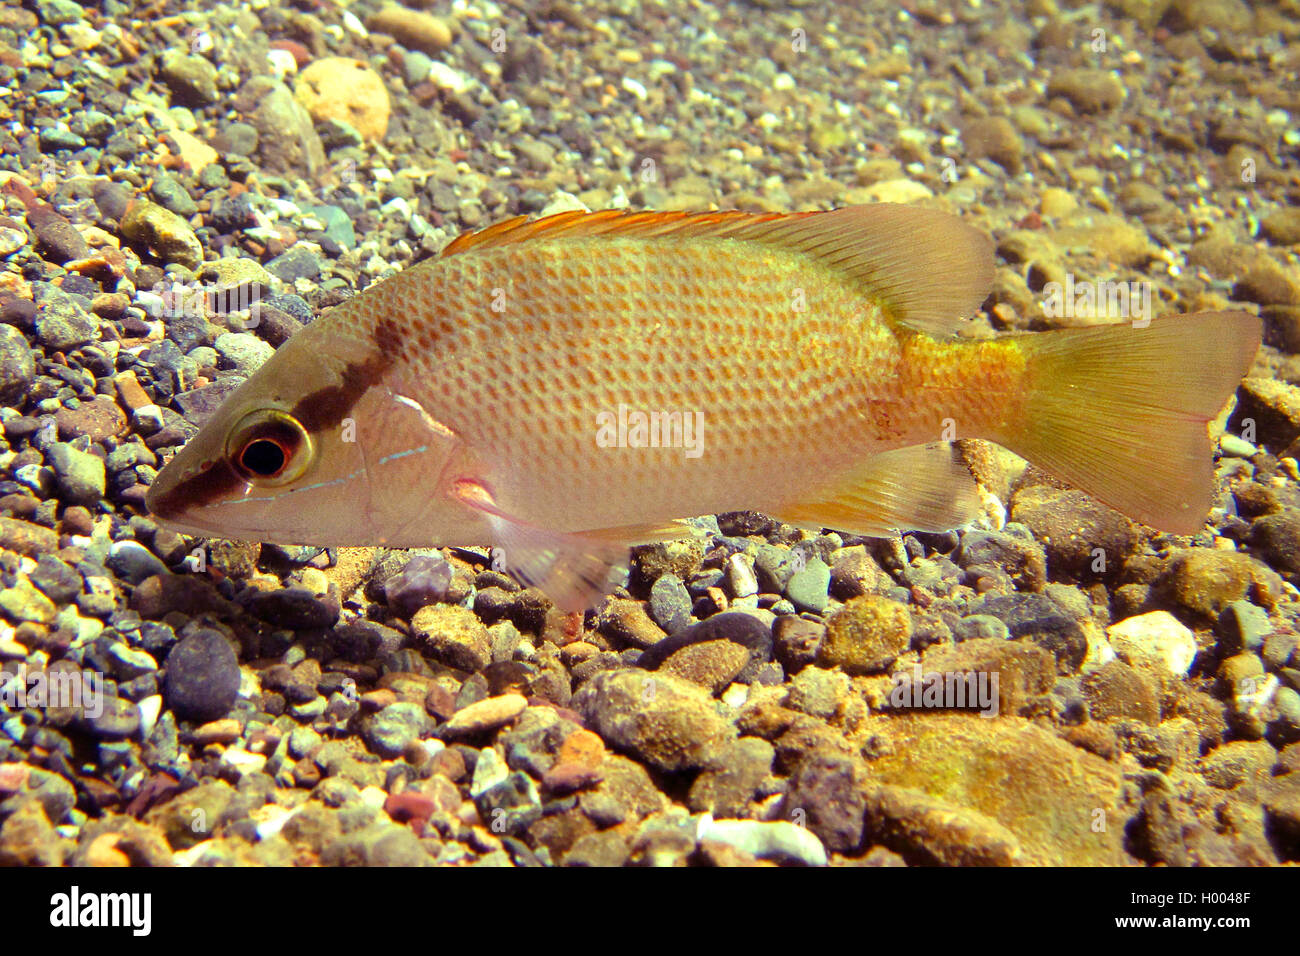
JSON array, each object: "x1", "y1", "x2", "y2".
[{"x1": 996, "y1": 311, "x2": 1261, "y2": 534}]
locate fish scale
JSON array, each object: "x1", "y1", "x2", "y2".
[{"x1": 414, "y1": 241, "x2": 884, "y2": 514}]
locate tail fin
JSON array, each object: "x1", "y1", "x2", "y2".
[{"x1": 996, "y1": 311, "x2": 1261, "y2": 534}]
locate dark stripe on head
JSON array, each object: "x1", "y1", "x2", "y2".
[
  {"x1": 290, "y1": 315, "x2": 403, "y2": 432},
  {"x1": 147, "y1": 458, "x2": 245, "y2": 520}
]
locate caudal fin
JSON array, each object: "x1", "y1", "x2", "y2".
[{"x1": 997, "y1": 311, "x2": 1261, "y2": 534}]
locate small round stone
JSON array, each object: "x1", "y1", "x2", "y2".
[{"x1": 163, "y1": 630, "x2": 241, "y2": 723}]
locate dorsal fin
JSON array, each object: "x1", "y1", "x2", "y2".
[{"x1": 438, "y1": 205, "x2": 995, "y2": 335}]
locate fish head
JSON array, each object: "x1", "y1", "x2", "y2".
[{"x1": 146, "y1": 317, "x2": 473, "y2": 546}]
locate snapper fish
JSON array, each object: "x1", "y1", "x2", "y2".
[{"x1": 146, "y1": 204, "x2": 1262, "y2": 610}]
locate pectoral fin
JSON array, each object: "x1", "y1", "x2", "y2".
[
  {"x1": 774, "y1": 443, "x2": 981, "y2": 536},
  {"x1": 450, "y1": 479, "x2": 697, "y2": 612}
]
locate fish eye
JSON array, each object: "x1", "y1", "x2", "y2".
[
  {"x1": 240, "y1": 438, "x2": 287, "y2": 477},
  {"x1": 226, "y1": 409, "x2": 314, "y2": 486}
]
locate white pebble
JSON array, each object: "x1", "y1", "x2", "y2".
[
  {"x1": 253, "y1": 804, "x2": 297, "y2": 842},
  {"x1": 427, "y1": 61, "x2": 470, "y2": 94},
  {"x1": 1219, "y1": 433, "x2": 1257, "y2": 458},
  {"x1": 696, "y1": 813, "x2": 827, "y2": 866},
  {"x1": 219, "y1": 747, "x2": 267, "y2": 776},
  {"x1": 470, "y1": 745, "x2": 508, "y2": 797},
  {"x1": 1107, "y1": 611, "x2": 1198, "y2": 678},
  {"x1": 134, "y1": 290, "x2": 165, "y2": 316},
  {"x1": 721, "y1": 683, "x2": 749, "y2": 708},
  {"x1": 133, "y1": 404, "x2": 164, "y2": 431},
  {"x1": 341, "y1": 9, "x2": 367, "y2": 35},
  {"x1": 267, "y1": 48, "x2": 297, "y2": 77},
  {"x1": 621, "y1": 77, "x2": 647, "y2": 100},
  {"x1": 381, "y1": 196, "x2": 412, "y2": 220},
  {"x1": 137, "y1": 694, "x2": 162, "y2": 740}
]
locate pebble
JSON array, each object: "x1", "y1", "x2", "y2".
[
  {"x1": 0, "y1": 517, "x2": 59, "y2": 558},
  {"x1": 952, "y1": 614, "x2": 1011, "y2": 642},
  {"x1": 412, "y1": 603, "x2": 491, "y2": 671},
  {"x1": 1046, "y1": 68, "x2": 1125, "y2": 113},
  {"x1": 0, "y1": 226, "x2": 26, "y2": 257},
  {"x1": 596, "y1": 598, "x2": 666, "y2": 649},
  {"x1": 1106, "y1": 611, "x2": 1198, "y2": 679},
  {"x1": 54, "y1": 395, "x2": 127, "y2": 443},
  {"x1": 915, "y1": 638, "x2": 1056, "y2": 716},
  {"x1": 772, "y1": 615, "x2": 824, "y2": 673},
  {"x1": 474, "y1": 772, "x2": 542, "y2": 836},
  {"x1": 80, "y1": 695, "x2": 140, "y2": 740},
  {"x1": 573, "y1": 670, "x2": 737, "y2": 773},
  {"x1": 785, "y1": 666, "x2": 848, "y2": 719},
  {"x1": 869, "y1": 714, "x2": 1126, "y2": 864},
  {"x1": 696, "y1": 813, "x2": 827, "y2": 866},
  {"x1": 149, "y1": 175, "x2": 197, "y2": 217},
  {"x1": 1251, "y1": 510, "x2": 1300, "y2": 575},
  {"x1": 29, "y1": 207, "x2": 89, "y2": 263},
  {"x1": 638, "y1": 611, "x2": 773, "y2": 688},
  {"x1": 0, "y1": 324, "x2": 35, "y2": 405},
  {"x1": 1010, "y1": 486, "x2": 1139, "y2": 579},
  {"x1": 295, "y1": 57, "x2": 390, "y2": 143},
  {"x1": 779, "y1": 751, "x2": 867, "y2": 852},
  {"x1": 159, "y1": 51, "x2": 219, "y2": 105},
  {"x1": 302, "y1": 205, "x2": 356, "y2": 251},
  {"x1": 0, "y1": 799, "x2": 64, "y2": 866},
  {"x1": 44, "y1": 442, "x2": 106, "y2": 505},
  {"x1": 977, "y1": 591, "x2": 1087, "y2": 672},
  {"x1": 648, "y1": 573, "x2": 692, "y2": 633},
  {"x1": 364, "y1": 701, "x2": 431, "y2": 758},
  {"x1": 469, "y1": 745, "x2": 509, "y2": 797},
  {"x1": 163, "y1": 629, "x2": 241, "y2": 722},
  {"x1": 107, "y1": 540, "x2": 170, "y2": 584},
  {"x1": 962, "y1": 116, "x2": 1023, "y2": 172},
  {"x1": 428, "y1": 61, "x2": 471, "y2": 95},
  {"x1": 1082, "y1": 660, "x2": 1160, "y2": 725},
  {"x1": 863, "y1": 784, "x2": 1020, "y2": 867},
  {"x1": 1235, "y1": 377, "x2": 1300, "y2": 448},
  {"x1": 441, "y1": 694, "x2": 528, "y2": 739},
  {"x1": 401, "y1": 50, "x2": 433, "y2": 86},
  {"x1": 213, "y1": 332, "x2": 274, "y2": 376},
  {"x1": 34, "y1": 287, "x2": 96, "y2": 352},
  {"x1": 1262, "y1": 208, "x2": 1300, "y2": 246},
  {"x1": 724, "y1": 553, "x2": 759, "y2": 599},
  {"x1": 785, "y1": 556, "x2": 831, "y2": 613},
  {"x1": 1217, "y1": 600, "x2": 1272, "y2": 654},
  {"x1": 29, "y1": 555, "x2": 81, "y2": 603},
  {"x1": 0, "y1": 576, "x2": 57, "y2": 624},
  {"x1": 264, "y1": 245, "x2": 321, "y2": 283},
  {"x1": 119, "y1": 199, "x2": 203, "y2": 270},
  {"x1": 818, "y1": 595, "x2": 912, "y2": 674},
  {"x1": 383, "y1": 552, "x2": 452, "y2": 615},
  {"x1": 1162, "y1": 549, "x2": 1282, "y2": 619},
  {"x1": 248, "y1": 78, "x2": 324, "y2": 176},
  {"x1": 632, "y1": 537, "x2": 706, "y2": 584},
  {"x1": 367, "y1": 5, "x2": 453, "y2": 53},
  {"x1": 247, "y1": 586, "x2": 339, "y2": 630}
]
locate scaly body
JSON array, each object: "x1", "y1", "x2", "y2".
[{"x1": 147, "y1": 205, "x2": 1260, "y2": 609}]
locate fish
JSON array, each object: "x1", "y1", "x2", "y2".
[{"x1": 146, "y1": 204, "x2": 1262, "y2": 611}]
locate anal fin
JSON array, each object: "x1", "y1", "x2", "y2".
[{"x1": 774, "y1": 442, "x2": 980, "y2": 537}]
